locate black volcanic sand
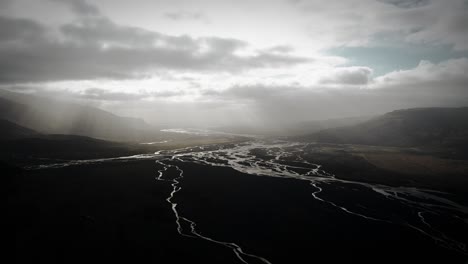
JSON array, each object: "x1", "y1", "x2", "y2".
[
  {"x1": 7, "y1": 161, "x2": 240, "y2": 264},
  {"x1": 172, "y1": 161, "x2": 468, "y2": 263},
  {"x1": 7, "y1": 160, "x2": 468, "y2": 263}
]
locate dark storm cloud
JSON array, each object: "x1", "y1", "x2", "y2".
[
  {"x1": 0, "y1": 12, "x2": 310, "y2": 84},
  {"x1": 60, "y1": 18, "x2": 159, "y2": 47},
  {"x1": 0, "y1": 16, "x2": 46, "y2": 42},
  {"x1": 0, "y1": 0, "x2": 11, "y2": 8},
  {"x1": 378, "y1": 0, "x2": 431, "y2": 8}
]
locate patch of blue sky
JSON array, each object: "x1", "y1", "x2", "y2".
[{"x1": 327, "y1": 42, "x2": 468, "y2": 77}]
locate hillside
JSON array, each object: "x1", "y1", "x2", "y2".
[
  {"x1": 287, "y1": 115, "x2": 373, "y2": 136},
  {"x1": 0, "y1": 133, "x2": 151, "y2": 165},
  {"x1": 0, "y1": 119, "x2": 40, "y2": 140},
  {"x1": 214, "y1": 116, "x2": 373, "y2": 136},
  {"x1": 0, "y1": 91, "x2": 161, "y2": 142},
  {"x1": 298, "y1": 107, "x2": 468, "y2": 149}
]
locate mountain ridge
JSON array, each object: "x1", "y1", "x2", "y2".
[
  {"x1": 0, "y1": 90, "x2": 161, "y2": 142},
  {"x1": 0, "y1": 119, "x2": 40, "y2": 140},
  {"x1": 298, "y1": 107, "x2": 468, "y2": 149}
]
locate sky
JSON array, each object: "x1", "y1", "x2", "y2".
[{"x1": 0, "y1": 0, "x2": 467, "y2": 128}]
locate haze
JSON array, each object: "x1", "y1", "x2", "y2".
[
  {"x1": 1, "y1": 0, "x2": 467, "y2": 129},
  {"x1": 4, "y1": 2, "x2": 468, "y2": 262}
]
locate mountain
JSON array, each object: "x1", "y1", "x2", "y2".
[
  {"x1": 0, "y1": 90, "x2": 162, "y2": 142},
  {"x1": 0, "y1": 119, "x2": 40, "y2": 140},
  {"x1": 298, "y1": 107, "x2": 468, "y2": 148},
  {"x1": 0, "y1": 119, "x2": 153, "y2": 164},
  {"x1": 213, "y1": 116, "x2": 373, "y2": 136},
  {"x1": 0, "y1": 133, "x2": 148, "y2": 162},
  {"x1": 286, "y1": 116, "x2": 373, "y2": 136}
]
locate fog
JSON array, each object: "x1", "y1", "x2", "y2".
[{"x1": 1, "y1": 0, "x2": 467, "y2": 132}]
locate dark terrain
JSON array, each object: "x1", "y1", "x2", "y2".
[
  {"x1": 299, "y1": 107, "x2": 468, "y2": 158},
  {"x1": 4, "y1": 103, "x2": 468, "y2": 264},
  {"x1": 6, "y1": 156, "x2": 468, "y2": 263},
  {"x1": 0, "y1": 91, "x2": 162, "y2": 142}
]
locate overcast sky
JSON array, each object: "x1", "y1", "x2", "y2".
[{"x1": 1, "y1": 0, "x2": 467, "y2": 127}]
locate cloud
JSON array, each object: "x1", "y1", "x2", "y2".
[
  {"x1": 0, "y1": 0, "x2": 12, "y2": 9},
  {"x1": 265, "y1": 45, "x2": 295, "y2": 54},
  {"x1": 0, "y1": 14, "x2": 311, "y2": 84},
  {"x1": 78, "y1": 88, "x2": 147, "y2": 101},
  {"x1": 2, "y1": 85, "x2": 187, "y2": 102},
  {"x1": 193, "y1": 57, "x2": 468, "y2": 126},
  {"x1": 50, "y1": 0, "x2": 101, "y2": 16},
  {"x1": 375, "y1": 57, "x2": 468, "y2": 85},
  {"x1": 163, "y1": 11, "x2": 208, "y2": 22},
  {"x1": 0, "y1": 0, "x2": 465, "y2": 129},
  {"x1": 60, "y1": 17, "x2": 159, "y2": 48},
  {"x1": 319, "y1": 67, "x2": 373, "y2": 85},
  {"x1": 289, "y1": 0, "x2": 468, "y2": 50},
  {"x1": 5, "y1": 54, "x2": 466, "y2": 127},
  {"x1": 404, "y1": 3, "x2": 468, "y2": 51},
  {"x1": 378, "y1": 0, "x2": 431, "y2": 8},
  {"x1": 77, "y1": 87, "x2": 186, "y2": 101},
  {"x1": 205, "y1": 84, "x2": 299, "y2": 100},
  {"x1": 0, "y1": 16, "x2": 46, "y2": 42}
]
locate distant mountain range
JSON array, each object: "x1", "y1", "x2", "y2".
[
  {"x1": 298, "y1": 107, "x2": 468, "y2": 149},
  {"x1": 286, "y1": 115, "x2": 374, "y2": 136},
  {"x1": 2, "y1": 90, "x2": 467, "y2": 152},
  {"x1": 214, "y1": 116, "x2": 373, "y2": 136},
  {"x1": 0, "y1": 90, "x2": 162, "y2": 142}
]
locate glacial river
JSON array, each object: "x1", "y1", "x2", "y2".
[{"x1": 32, "y1": 138, "x2": 468, "y2": 263}]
